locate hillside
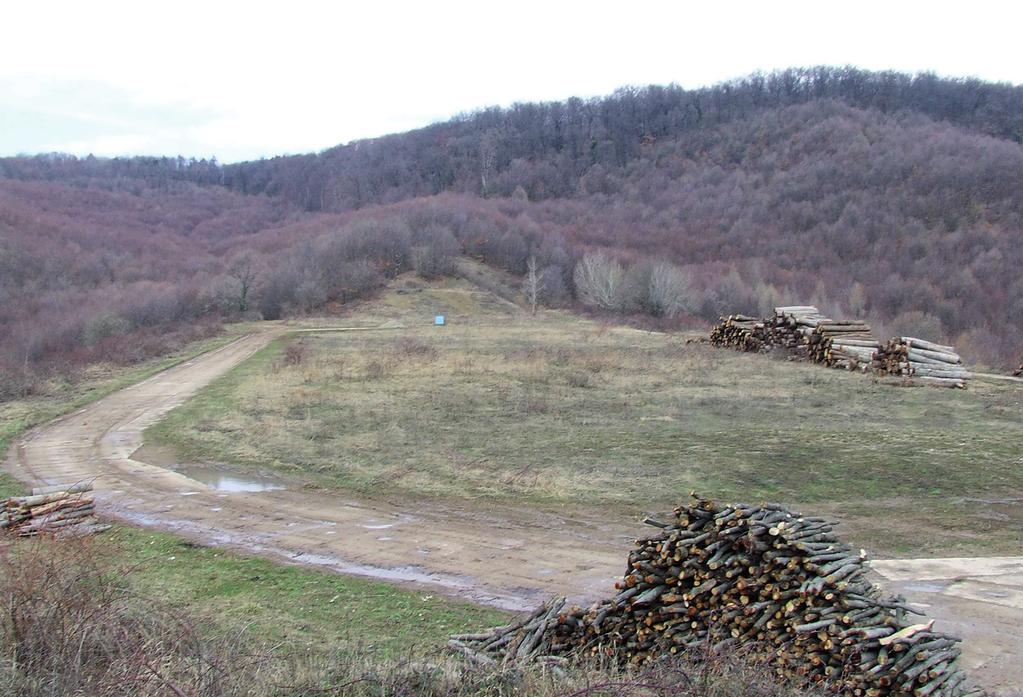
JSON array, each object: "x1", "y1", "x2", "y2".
[{"x1": 1, "y1": 67, "x2": 1022, "y2": 397}]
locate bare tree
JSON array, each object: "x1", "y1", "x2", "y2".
[
  {"x1": 522, "y1": 255, "x2": 546, "y2": 315},
  {"x1": 479, "y1": 133, "x2": 497, "y2": 198},
  {"x1": 228, "y1": 254, "x2": 257, "y2": 313},
  {"x1": 573, "y1": 252, "x2": 625, "y2": 311},
  {"x1": 647, "y1": 262, "x2": 693, "y2": 317}
]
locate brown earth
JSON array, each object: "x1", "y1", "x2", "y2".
[{"x1": 5, "y1": 330, "x2": 1022, "y2": 692}]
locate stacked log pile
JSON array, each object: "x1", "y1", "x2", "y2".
[
  {"x1": 806, "y1": 322, "x2": 877, "y2": 371},
  {"x1": 768, "y1": 306, "x2": 829, "y2": 357},
  {"x1": 710, "y1": 315, "x2": 770, "y2": 353},
  {"x1": 873, "y1": 338, "x2": 971, "y2": 389},
  {"x1": 768, "y1": 307, "x2": 876, "y2": 369},
  {"x1": 1, "y1": 483, "x2": 109, "y2": 537},
  {"x1": 453, "y1": 496, "x2": 976, "y2": 697}
]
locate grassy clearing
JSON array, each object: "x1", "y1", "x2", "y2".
[{"x1": 148, "y1": 281, "x2": 1023, "y2": 558}]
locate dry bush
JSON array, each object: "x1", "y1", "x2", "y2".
[
  {"x1": 364, "y1": 359, "x2": 392, "y2": 381},
  {"x1": 392, "y1": 337, "x2": 438, "y2": 361},
  {"x1": 283, "y1": 341, "x2": 310, "y2": 367},
  {"x1": 0, "y1": 536, "x2": 271, "y2": 696}
]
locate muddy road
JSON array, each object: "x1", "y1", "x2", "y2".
[{"x1": 6, "y1": 331, "x2": 1022, "y2": 691}]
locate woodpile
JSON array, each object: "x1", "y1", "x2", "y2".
[
  {"x1": 452, "y1": 496, "x2": 977, "y2": 697},
  {"x1": 873, "y1": 338, "x2": 971, "y2": 389},
  {"x1": 713, "y1": 306, "x2": 879, "y2": 373},
  {"x1": 706, "y1": 305, "x2": 976, "y2": 388},
  {"x1": 807, "y1": 325, "x2": 877, "y2": 371},
  {"x1": 1, "y1": 483, "x2": 110, "y2": 537},
  {"x1": 768, "y1": 306, "x2": 829, "y2": 357},
  {"x1": 710, "y1": 315, "x2": 769, "y2": 353}
]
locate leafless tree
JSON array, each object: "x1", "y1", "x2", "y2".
[
  {"x1": 647, "y1": 262, "x2": 693, "y2": 317},
  {"x1": 479, "y1": 133, "x2": 497, "y2": 198},
  {"x1": 574, "y1": 252, "x2": 625, "y2": 311},
  {"x1": 227, "y1": 254, "x2": 257, "y2": 313},
  {"x1": 522, "y1": 255, "x2": 546, "y2": 315}
]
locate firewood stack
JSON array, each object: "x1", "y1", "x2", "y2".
[
  {"x1": 805, "y1": 322, "x2": 877, "y2": 371},
  {"x1": 452, "y1": 496, "x2": 976, "y2": 697},
  {"x1": 709, "y1": 315, "x2": 769, "y2": 353},
  {"x1": 767, "y1": 306, "x2": 829, "y2": 355},
  {"x1": 1, "y1": 483, "x2": 110, "y2": 537},
  {"x1": 872, "y1": 338, "x2": 971, "y2": 389}
]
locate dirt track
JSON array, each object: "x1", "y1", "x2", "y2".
[{"x1": 6, "y1": 331, "x2": 1022, "y2": 691}]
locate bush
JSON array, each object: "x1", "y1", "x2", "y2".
[
  {"x1": 283, "y1": 341, "x2": 310, "y2": 366},
  {"x1": 0, "y1": 536, "x2": 262, "y2": 696},
  {"x1": 83, "y1": 313, "x2": 132, "y2": 347},
  {"x1": 393, "y1": 337, "x2": 438, "y2": 360}
]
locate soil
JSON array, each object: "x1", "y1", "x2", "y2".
[{"x1": 6, "y1": 331, "x2": 1021, "y2": 691}]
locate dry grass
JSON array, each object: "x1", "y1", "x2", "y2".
[{"x1": 149, "y1": 283, "x2": 1023, "y2": 557}]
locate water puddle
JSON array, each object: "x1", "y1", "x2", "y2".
[
  {"x1": 900, "y1": 581, "x2": 950, "y2": 594},
  {"x1": 177, "y1": 464, "x2": 286, "y2": 493}
]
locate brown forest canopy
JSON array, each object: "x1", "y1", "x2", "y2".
[{"x1": 1, "y1": 67, "x2": 1022, "y2": 396}]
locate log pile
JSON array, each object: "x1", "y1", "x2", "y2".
[
  {"x1": 710, "y1": 315, "x2": 770, "y2": 353},
  {"x1": 452, "y1": 496, "x2": 977, "y2": 697},
  {"x1": 806, "y1": 323, "x2": 877, "y2": 371},
  {"x1": 873, "y1": 338, "x2": 971, "y2": 389},
  {"x1": 1, "y1": 483, "x2": 110, "y2": 537},
  {"x1": 768, "y1": 306, "x2": 829, "y2": 357}
]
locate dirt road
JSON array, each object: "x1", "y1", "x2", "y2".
[{"x1": 6, "y1": 331, "x2": 1022, "y2": 691}]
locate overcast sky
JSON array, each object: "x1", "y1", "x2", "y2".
[{"x1": 2, "y1": 0, "x2": 1021, "y2": 163}]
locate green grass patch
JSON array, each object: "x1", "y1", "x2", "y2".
[{"x1": 110, "y1": 526, "x2": 507, "y2": 654}]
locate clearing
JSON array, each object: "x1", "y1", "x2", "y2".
[{"x1": 5, "y1": 277, "x2": 1022, "y2": 691}]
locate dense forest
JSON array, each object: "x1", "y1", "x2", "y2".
[{"x1": 2, "y1": 67, "x2": 1022, "y2": 397}]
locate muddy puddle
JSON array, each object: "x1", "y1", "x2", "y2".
[
  {"x1": 176, "y1": 464, "x2": 286, "y2": 493},
  {"x1": 132, "y1": 443, "x2": 287, "y2": 493}
]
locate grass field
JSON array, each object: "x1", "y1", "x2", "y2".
[{"x1": 147, "y1": 279, "x2": 1023, "y2": 557}]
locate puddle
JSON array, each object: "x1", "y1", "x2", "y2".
[
  {"x1": 177, "y1": 464, "x2": 286, "y2": 493},
  {"x1": 131, "y1": 444, "x2": 287, "y2": 494},
  {"x1": 900, "y1": 581, "x2": 950, "y2": 594},
  {"x1": 285, "y1": 551, "x2": 535, "y2": 610}
]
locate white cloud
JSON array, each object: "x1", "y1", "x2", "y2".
[{"x1": 2, "y1": 0, "x2": 1022, "y2": 162}]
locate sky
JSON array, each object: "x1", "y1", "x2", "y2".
[{"x1": 2, "y1": 0, "x2": 1022, "y2": 164}]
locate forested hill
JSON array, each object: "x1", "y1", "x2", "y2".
[
  {"x1": 4, "y1": 67, "x2": 1023, "y2": 212},
  {"x1": 2, "y1": 67, "x2": 1023, "y2": 395}
]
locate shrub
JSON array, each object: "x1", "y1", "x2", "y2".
[{"x1": 283, "y1": 341, "x2": 310, "y2": 367}]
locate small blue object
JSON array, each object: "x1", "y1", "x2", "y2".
[{"x1": 435, "y1": 315, "x2": 445, "y2": 326}]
